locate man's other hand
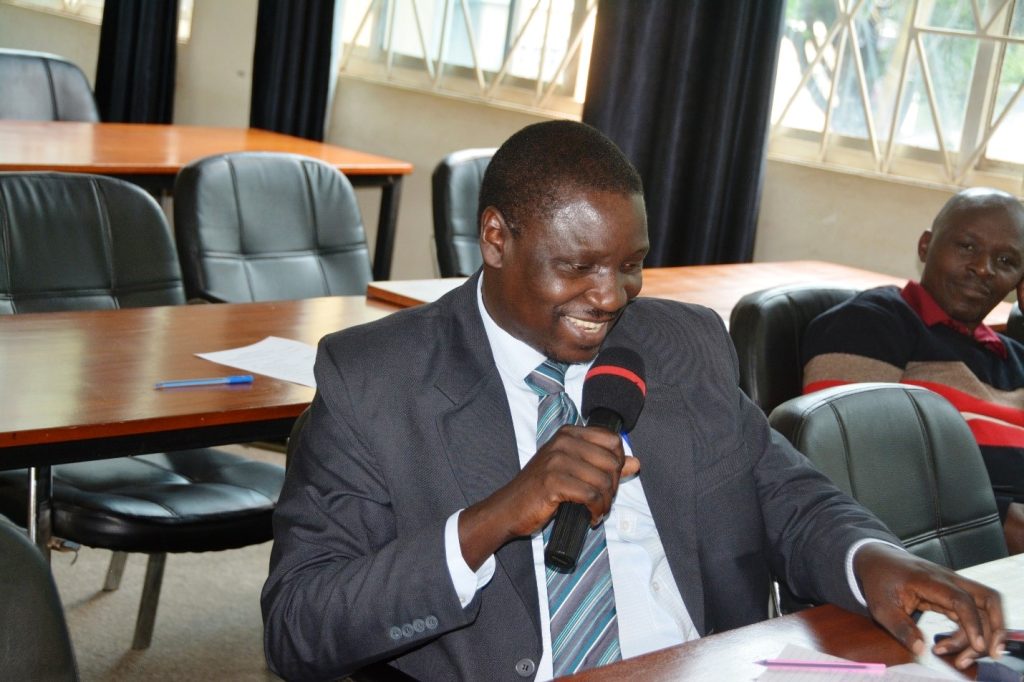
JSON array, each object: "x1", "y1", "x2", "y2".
[
  {"x1": 854, "y1": 543, "x2": 1005, "y2": 671},
  {"x1": 1005, "y1": 502, "x2": 1024, "y2": 555}
]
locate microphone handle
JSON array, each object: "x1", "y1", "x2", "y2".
[{"x1": 544, "y1": 407, "x2": 624, "y2": 572}]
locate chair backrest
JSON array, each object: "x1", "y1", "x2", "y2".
[
  {"x1": 431, "y1": 148, "x2": 494, "y2": 277},
  {"x1": 1006, "y1": 303, "x2": 1024, "y2": 344},
  {"x1": 0, "y1": 48, "x2": 99, "y2": 122},
  {"x1": 770, "y1": 383, "x2": 1008, "y2": 570},
  {"x1": 0, "y1": 515, "x2": 79, "y2": 680},
  {"x1": 174, "y1": 152, "x2": 372, "y2": 303},
  {"x1": 0, "y1": 172, "x2": 186, "y2": 313},
  {"x1": 729, "y1": 284, "x2": 858, "y2": 413}
]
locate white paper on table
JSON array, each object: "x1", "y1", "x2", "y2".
[
  {"x1": 885, "y1": 662, "x2": 960, "y2": 680},
  {"x1": 196, "y1": 336, "x2": 317, "y2": 387},
  {"x1": 756, "y1": 643, "x2": 959, "y2": 681}
]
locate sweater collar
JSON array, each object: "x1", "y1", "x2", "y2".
[{"x1": 900, "y1": 280, "x2": 1007, "y2": 359}]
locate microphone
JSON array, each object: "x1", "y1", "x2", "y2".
[{"x1": 544, "y1": 347, "x2": 647, "y2": 572}]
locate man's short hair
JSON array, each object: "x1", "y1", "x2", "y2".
[
  {"x1": 478, "y1": 120, "x2": 644, "y2": 233},
  {"x1": 932, "y1": 187, "x2": 1024, "y2": 235}
]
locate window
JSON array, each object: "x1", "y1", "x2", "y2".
[
  {"x1": 3, "y1": 0, "x2": 195, "y2": 43},
  {"x1": 337, "y1": 0, "x2": 597, "y2": 116},
  {"x1": 771, "y1": 0, "x2": 1024, "y2": 191}
]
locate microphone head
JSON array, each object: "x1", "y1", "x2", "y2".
[{"x1": 581, "y1": 346, "x2": 647, "y2": 432}]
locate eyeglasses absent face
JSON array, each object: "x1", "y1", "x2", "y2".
[
  {"x1": 919, "y1": 203, "x2": 1024, "y2": 330},
  {"x1": 481, "y1": 189, "x2": 649, "y2": 364}
]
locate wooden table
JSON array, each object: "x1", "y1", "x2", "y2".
[
  {"x1": 568, "y1": 553, "x2": 1023, "y2": 681},
  {"x1": 366, "y1": 260, "x2": 1014, "y2": 329},
  {"x1": 0, "y1": 121, "x2": 414, "y2": 280},
  {"x1": 0, "y1": 296, "x2": 398, "y2": 551}
]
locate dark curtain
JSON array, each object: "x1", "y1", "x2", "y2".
[
  {"x1": 94, "y1": 0, "x2": 179, "y2": 123},
  {"x1": 582, "y1": 0, "x2": 785, "y2": 266},
  {"x1": 250, "y1": 0, "x2": 336, "y2": 141}
]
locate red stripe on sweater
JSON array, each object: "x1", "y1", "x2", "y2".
[
  {"x1": 902, "y1": 380, "x2": 1024, "y2": 428},
  {"x1": 803, "y1": 380, "x2": 848, "y2": 394},
  {"x1": 803, "y1": 379, "x2": 1024, "y2": 448},
  {"x1": 966, "y1": 418, "x2": 1024, "y2": 448}
]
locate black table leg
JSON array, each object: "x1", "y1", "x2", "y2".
[{"x1": 372, "y1": 176, "x2": 403, "y2": 281}]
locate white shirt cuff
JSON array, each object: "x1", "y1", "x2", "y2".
[
  {"x1": 845, "y1": 538, "x2": 904, "y2": 606},
  {"x1": 445, "y1": 510, "x2": 496, "y2": 607}
]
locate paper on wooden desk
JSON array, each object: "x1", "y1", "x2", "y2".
[
  {"x1": 196, "y1": 336, "x2": 317, "y2": 387},
  {"x1": 757, "y1": 644, "x2": 958, "y2": 681}
]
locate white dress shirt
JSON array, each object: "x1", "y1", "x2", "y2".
[{"x1": 442, "y1": 276, "x2": 880, "y2": 681}]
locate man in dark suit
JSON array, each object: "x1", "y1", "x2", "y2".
[{"x1": 262, "y1": 121, "x2": 1005, "y2": 681}]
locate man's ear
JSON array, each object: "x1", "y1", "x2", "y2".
[
  {"x1": 1017, "y1": 279, "x2": 1024, "y2": 313},
  {"x1": 479, "y1": 206, "x2": 509, "y2": 268},
  {"x1": 917, "y1": 230, "x2": 932, "y2": 263}
]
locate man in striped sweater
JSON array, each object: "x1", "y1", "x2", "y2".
[{"x1": 803, "y1": 187, "x2": 1024, "y2": 554}]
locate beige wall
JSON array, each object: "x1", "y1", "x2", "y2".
[
  {"x1": 756, "y1": 161, "x2": 955, "y2": 282},
  {"x1": 0, "y1": 0, "x2": 257, "y2": 126},
  {"x1": 173, "y1": 0, "x2": 256, "y2": 127},
  {"x1": 0, "y1": 5, "x2": 100, "y2": 84},
  {"x1": 326, "y1": 79, "x2": 549, "y2": 278},
  {"x1": 1, "y1": 1, "x2": 958, "y2": 281}
]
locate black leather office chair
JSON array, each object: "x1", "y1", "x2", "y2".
[
  {"x1": 0, "y1": 172, "x2": 285, "y2": 649},
  {"x1": 0, "y1": 514, "x2": 79, "y2": 681},
  {"x1": 431, "y1": 148, "x2": 494, "y2": 277},
  {"x1": 729, "y1": 284, "x2": 858, "y2": 414},
  {"x1": 770, "y1": 383, "x2": 1008, "y2": 570},
  {"x1": 1006, "y1": 303, "x2": 1024, "y2": 344},
  {"x1": 174, "y1": 152, "x2": 373, "y2": 303},
  {"x1": 0, "y1": 48, "x2": 99, "y2": 122}
]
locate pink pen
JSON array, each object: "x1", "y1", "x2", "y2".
[{"x1": 756, "y1": 658, "x2": 887, "y2": 674}]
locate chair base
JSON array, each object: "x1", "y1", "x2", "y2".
[
  {"x1": 133, "y1": 553, "x2": 166, "y2": 649},
  {"x1": 103, "y1": 551, "x2": 128, "y2": 591},
  {"x1": 100, "y1": 551, "x2": 166, "y2": 649}
]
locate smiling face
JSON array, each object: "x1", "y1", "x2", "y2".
[
  {"x1": 480, "y1": 188, "x2": 649, "y2": 364},
  {"x1": 919, "y1": 197, "x2": 1024, "y2": 330}
]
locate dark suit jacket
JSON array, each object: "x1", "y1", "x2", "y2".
[{"x1": 261, "y1": 274, "x2": 897, "y2": 681}]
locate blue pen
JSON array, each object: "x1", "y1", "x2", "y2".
[{"x1": 155, "y1": 374, "x2": 254, "y2": 389}]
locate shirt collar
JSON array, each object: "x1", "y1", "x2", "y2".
[
  {"x1": 900, "y1": 280, "x2": 1007, "y2": 358},
  {"x1": 476, "y1": 274, "x2": 590, "y2": 390}
]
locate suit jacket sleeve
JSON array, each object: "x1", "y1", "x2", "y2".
[
  {"x1": 700, "y1": 307, "x2": 901, "y2": 610},
  {"x1": 261, "y1": 335, "x2": 480, "y2": 681}
]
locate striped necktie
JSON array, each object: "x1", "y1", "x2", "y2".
[{"x1": 525, "y1": 360, "x2": 622, "y2": 675}]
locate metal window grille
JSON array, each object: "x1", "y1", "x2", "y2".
[
  {"x1": 338, "y1": 0, "x2": 597, "y2": 115},
  {"x1": 772, "y1": 0, "x2": 1024, "y2": 192}
]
